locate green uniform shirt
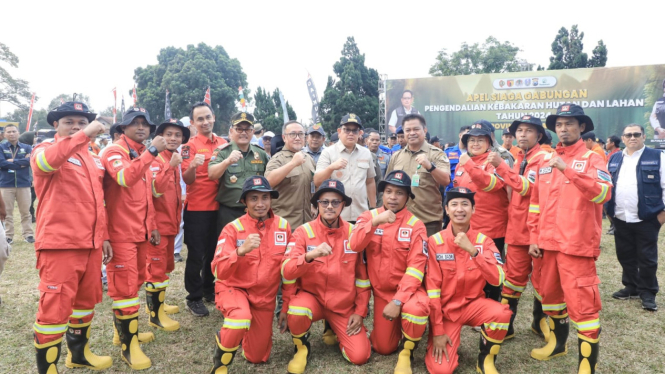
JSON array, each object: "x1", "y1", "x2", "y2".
[{"x1": 208, "y1": 142, "x2": 270, "y2": 208}]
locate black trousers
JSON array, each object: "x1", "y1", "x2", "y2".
[
  {"x1": 614, "y1": 217, "x2": 660, "y2": 296},
  {"x1": 216, "y1": 205, "x2": 246, "y2": 237},
  {"x1": 485, "y1": 237, "x2": 506, "y2": 301},
  {"x1": 30, "y1": 187, "x2": 36, "y2": 217},
  {"x1": 183, "y1": 209, "x2": 218, "y2": 301}
]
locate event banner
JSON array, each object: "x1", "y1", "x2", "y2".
[{"x1": 386, "y1": 64, "x2": 665, "y2": 147}]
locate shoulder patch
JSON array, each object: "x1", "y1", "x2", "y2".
[
  {"x1": 527, "y1": 169, "x2": 537, "y2": 183},
  {"x1": 493, "y1": 252, "x2": 504, "y2": 265},
  {"x1": 181, "y1": 145, "x2": 190, "y2": 159},
  {"x1": 217, "y1": 143, "x2": 231, "y2": 150},
  {"x1": 597, "y1": 169, "x2": 611, "y2": 182}
]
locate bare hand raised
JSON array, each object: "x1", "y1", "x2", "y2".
[{"x1": 238, "y1": 234, "x2": 261, "y2": 256}]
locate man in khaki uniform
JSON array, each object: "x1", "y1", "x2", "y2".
[
  {"x1": 265, "y1": 120, "x2": 316, "y2": 230},
  {"x1": 315, "y1": 113, "x2": 377, "y2": 223},
  {"x1": 387, "y1": 113, "x2": 451, "y2": 236}
]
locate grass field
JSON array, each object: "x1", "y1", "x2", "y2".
[{"x1": 1, "y1": 218, "x2": 664, "y2": 374}]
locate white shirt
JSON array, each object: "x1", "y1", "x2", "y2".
[
  {"x1": 388, "y1": 106, "x2": 420, "y2": 131},
  {"x1": 614, "y1": 146, "x2": 665, "y2": 222}
]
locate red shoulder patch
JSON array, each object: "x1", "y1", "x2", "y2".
[{"x1": 216, "y1": 143, "x2": 231, "y2": 150}]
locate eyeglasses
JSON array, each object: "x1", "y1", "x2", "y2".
[
  {"x1": 317, "y1": 199, "x2": 343, "y2": 208},
  {"x1": 285, "y1": 132, "x2": 305, "y2": 139},
  {"x1": 234, "y1": 127, "x2": 253, "y2": 133},
  {"x1": 401, "y1": 96, "x2": 412, "y2": 100},
  {"x1": 342, "y1": 127, "x2": 360, "y2": 135},
  {"x1": 467, "y1": 138, "x2": 488, "y2": 144},
  {"x1": 622, "y1": 132, "x2": 643, "y2": 139}
]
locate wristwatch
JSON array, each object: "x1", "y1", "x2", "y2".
[
  {"x1": 148, "y1": 146, "x2": 159, "y2": 157},
  {"x1": 427, "y1": 163, "x2": 436, "y2": 172},
  {"x1": 392, "y1": 299, "x2": 402, "y2": 306}
]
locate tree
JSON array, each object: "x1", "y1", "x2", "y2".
[
  {"x1": 133, "y1": 43, "x2": 248, "y2": 134},
  {"x1": 0, "y1": 42, "x2": 32, "y2": 109},
  {"x1": 3, "y1": 93, "x2": 92, "y2": 132},
  {"x1": 429, "y1": 36, "x2": 533, "y2": 76},
  {"x1": 319, "y1": 37, "x2": 380, "y2": 135},
  {"x1": 252, "y1": 87, "x2": 297, "y2": 135},
  {"x1": 547, "y1": 25, "x2": 608, "y2": 70}
]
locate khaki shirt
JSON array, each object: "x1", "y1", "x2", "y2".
[
  {"x1": 386, "y1": 141, "x2": 450, "y2": 224},
  {"x1": 316, "y1": 141, "x2": 376, "y2": 222},
  {"x1": 265, "y1": 149, "x2": 315, "y2": 229}
]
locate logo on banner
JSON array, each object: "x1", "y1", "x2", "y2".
[{"x1": 275, "y1": 232, "x2": 286, "y2": 245}]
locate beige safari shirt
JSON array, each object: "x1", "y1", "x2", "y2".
[
  {"x1": 386, "y1": 141, "x2": 450, "y2": 224},
  {"x1": 316, "y1": 141, "x2": 376, "y2": 222},
  {"x1": 265, "y1": 149, "x2": 315, "y2": 230}
]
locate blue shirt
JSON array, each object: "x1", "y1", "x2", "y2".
[
  {"x1": 374, "y1": 149, "x2": 391, "y2": 178},
  {"x1": 379, "y1": 144, "x2": 392, "y2": 155},
  {"x1": 0, "y1": 141, "x2": 32, "y2": 188},
  {"x1": 391, "y1": 144, "x2": 402, "y2": 153},
  {"x1": 444, "y1": 144, "x2": 465, "y2": 192}
]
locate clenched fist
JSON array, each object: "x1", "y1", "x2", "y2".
[
  {"x1": 291, "y1": 151, "x2": 306, "y2": 166},
  {"x1": 306, "y1": 242, "x2": 333, "y2": 262},
  {"x1": 459, "y1": 152, "x2": 471, "y2": 166},
  {"x1": 487, "y1": 151, "x2": 502, "y2": 167},
  {"x1": 453, "y1": 232, "x2": 476, "y2": 255},
  {"x1": 372, "y1": 210, "x2": 396, "y2": 226},
  {"x1": 83, "y1": 120, "x2": 106, "y2": 138},
  {"x1": 170, "y1": 152, "x2": 183, "y2": 167},
  {"x1": 227, "y1": 150, "x2": 243, "y2": 164},
  {"x1": 238, "y1": 233, "x2": 261, "y2": 256},
  {"x1": 548, "y1": 156, "x2": 567, "y2": 172},
  {"x1": 189, "y1": 154, "x2": 205, "y2": 169},
  {"x1": 330, "y1": 158, "x2": 348, "y2": 171},
  {"x1": 415, "y1": 154, "x2": 433, "y2": 170},
  {"x1": 151, "y1": 136, "x2": 167, "y2": 152}
]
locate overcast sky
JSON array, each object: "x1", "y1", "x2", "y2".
[{"x1": 2, "y1": 0, "x2": 664, "y2": 124}]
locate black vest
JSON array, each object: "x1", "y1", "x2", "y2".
[
  {"x1": 607, "y1": 147, "x2": 664, "y2": 221},
  {"x1": 395, "y1": 106, "x2": 419, "y2": 127}
]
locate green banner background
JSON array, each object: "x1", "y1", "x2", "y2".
[{"x1": 387, "y1": 64, "x2": 665, "y2": 147}]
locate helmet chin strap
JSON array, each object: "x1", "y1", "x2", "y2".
[{"x1": 319, "y1": 210, "x2": 340, "y2": 228}]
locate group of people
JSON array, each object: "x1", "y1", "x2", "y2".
[{"x1": 23, "y1": 97, "x2": 660, "y2": 374}]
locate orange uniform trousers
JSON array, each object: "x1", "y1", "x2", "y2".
[
  {"x1": 287, "y1": 291, "x2": 371, "y2": 365},
  {"x1": 215, "y1": 285, "x2": 276, "y2": 363},
  {"x1": 502, "y1": 244, "x2": 543, "y2": 299},
  {"x1": 33, "y1": 248, "x2": 102, "y2": 344},
  {"x1": 537, "y1": 250, "x2": 601, "y2": 339},
  {"x1": 106, "y1": 241, "x2": 150, "y2": 316},
  {"x1": 145, "y1": 235, "x2": 175, "y2": 289},
  {"x1": 426, "y1": 298, "x2": 512, "y2": 374},
  {"x1": 371, "y1": 289, "x2": 429, "y2": 355}
]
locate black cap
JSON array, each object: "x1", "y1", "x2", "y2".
[
  {"x1": 230, "y1": 112, "x2": 255, "y2": 127},
  {"x1": 109, "y1": 123, "x2": 122, "y2": 138},
  {"x1": 509, "y1": 115, "x2": 547, "y2": 145},
  {"x1": 378, "y1": 170, "x2": 415, "y2": 200},
  {"x1": 389, "y1": 133, "x2": 397, "y2": 139},
  {"x1": 396, "y1": 126, "x2": 404, "y2": 134},
  {"x1": 119, "y1": 107, "x2": 155, "y2": 132},
  {"x1": 502, "y1": 128, "x2": 512, "y2": 136},
  {"x1": 461, "y1": 122, "x2": 493, "y2": 148},
  {"x1": 306, "y1": 124, "x2": 326, "y2": 136},
  {"x1": 445, "y1": 186, "x2": 476, "y2": 206},
  {"x1": 330, "y1": 133, "x2": 339, "y2": 142},
  {"x1": 340, "y1": 113, "x2": 363, "y2": 128},
  {"x1": 474, "y1": 119, "x2": 495, "y2": 132},
  {"x1": 545, "y1": 103, "x2": 594, "y2": 134},
  {"x1": 430, "y1": 135, "x2": 440, "y2": 143},
  {"x1": 237, "y1": 175, "x2": 279, "y2": 203},
  {"x1": 47, "y1": 101, "x2": 97, "y2": 126},
  {"x1": 581, "y1": 131, "x2": 597, "y2": 141},
  {"x1": 311, "y1": 179, "x2": 352, "y2": 207},
  {"x1": 155, "y1": 119, "x2": 191, "y2": 144}
]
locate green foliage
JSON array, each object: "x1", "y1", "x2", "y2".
[
  {"x1": 548, "y1": 25, "x2": 608, "y2": 70},
  {"x1": 3, "y1": 92, "x2": 92, "y2": 132},
  {"x1": 319, "y1": 37, "x2": 380, "y2": 135},
  {"x1": 252, "y1": 87, "x2": 297, "y2": 135},
  {"x1": 429, "y1": 36, "x2": 532, "y2": 77},
  {"x1": 0, "y1": 42, "x2": 32, "y2": 108},
  {"x1": 132, "y1": 43, "x2": 247, "y2": 134}
]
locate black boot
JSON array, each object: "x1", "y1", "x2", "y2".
[
  {"x1": 530, "y1": 314, "x2": 568, "y2": 360},
  {"x1": 577, "y1": 334, "x2": 599, "y2": 374},
  {"x1": 65, "y1": 322, "x2": 112, "y2": 369},
  {"x1": 287, "y1": 331, "x2": 311, "y2": 374},
  {"x1": 477, "y1": 329, "x2": 502, "y2": 374},
  {"x1": 210, "y1": 332, "x2": 238, "y2": 374},
  {"x1": 35, "y1": 337, "x2": 62, "y2": 374},
  {"x1": 531, "y1": 298, "x2": 551, "y2": 342},
  {"x1": 114, "y1": 313, "x2": 152, "y2": 370},
  {"x1": 501, "y1": 296, "x2": 519, "y2": 340}
]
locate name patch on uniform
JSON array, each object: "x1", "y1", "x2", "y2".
[
  {"x1": 275, "y1": 232, "x2": 287, "y2": 246},
  {"x1": 67, "y1": 158, "x2": 81, "y2": 167},
  {"x1": 641, "y1": 160, "x2": 658, "y2": 166},
  {"x1": 436, "y1": 253, "x2": 455, "y2": 261},
  {"x1": 398, "y1": 228, "x2": 412, "y2": 242},
  {"x1": 422, "y1": 240, "x2": 429, "y2": 258},
  {"x1": 448, "y1": 152, "x2": 459, "y2": 160},
  {"x1": 527, "y1": 170, "x2": 537, "y2": 183},
  {"x1": 456, "y1": 170, "x2": 464, "y2": 176},
  {"x1": 150, "y1": 166, "x2": 160, "y2": 171},
  {"x1": 94, "y1": 158, "x2": 104, "y2": 170},
  {"x1": 596, "y1": 169, "x2": 611, "y2": 182},
  {"x1": 107, "y1": 155, "x2": 122, "y2": 161},
  {"x1": 374, "y1": 228, "x2": 383, "y2": 236},
  {"x1": 494, "y1": 252, "x2": 504, "y2": 265},
  {"x1": 236, "y1": 239, "x2": 245, "y2": 247},
  {"x1": 539, "y1": 167, "x2": 552, "y2": 175},
  {"x1": 306, "y1": 245, "x2": 316, "y2": 253},
  {"x1": 344, "y1": 240, "x2": 354, "y2": 254},
  {"x1": 250, "y1": 160, "x2": 263, "y2": 164},
  {"x1": 572, "y1": 160, "x2": 586, "y2": 172}
]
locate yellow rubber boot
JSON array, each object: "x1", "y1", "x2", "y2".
[
  {"x1": 531, "y1": 298, "x2": 551, "y2": 342},
  {"x1": 210, "y1": 333, "x2": 238, "y2": 374},
  {"x1": 531, "y1": 314, "x2": 568, "y2": 361},
  {"x1": 35, "y1": 337, "x2": 62, "y2": 374},
  {"x1": 287, "y1": 331, "x2": 311, "y2": 374},
  {"x1": 476, "y1": 330, "x2": 502, "y2": 374},
  {"x1": 114, "y1": 313, "x2": 152, "y2": 370},
  {"x1": 577, "y1": 334, "x2": 599, "y2": 374},
  {"x1": 64, "y1": 322, "x2": 112, "y2": 370},
  {"x1": 146, "y1": 287, "x2": 180, "y2": 331},
  {"x1": 146, "y1": 303, "x2": 179, "y2": 315},
  {"x1": 321, "y1": 321, "x2": 337, "y2": 346},
  {"x1": 113, "y1": 325, "x2": 154, "y2": 346},
  {"x1": 394, "y1": 335, "x2": 419, "y2": 374}
]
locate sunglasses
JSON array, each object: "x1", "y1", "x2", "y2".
[
  {"x1": 234, "y1": 127, "x2": 254, "y2": 134},
  {"x1": 622, "y1": 132, "x2": 643, "y2": 139},
  {"x1": 342, "y1": 127, "x2": 360, "y2": 135},
  {"x1": 317, "y1": 200, "x2": 343, "y2": 208}
]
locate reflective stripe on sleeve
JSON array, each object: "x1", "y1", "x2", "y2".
[{"x1": 405, "y1": 267, "x2": 424, "y2": 282}]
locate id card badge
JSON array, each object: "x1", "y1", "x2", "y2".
[
  {"x1": 411, "y1": 165, "x2": 421, "y2": 187},
  {"x1": 311, "y1": 181, "x2": 316, "y2": 194}
]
